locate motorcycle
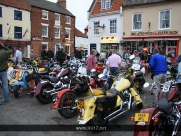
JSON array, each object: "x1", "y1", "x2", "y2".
[
  {"x1": 131, "y1": 75, "x2": 181, "y2": 136},
  {"x1": 75, "y1": 66, "x2": 145, "y2": 125}
]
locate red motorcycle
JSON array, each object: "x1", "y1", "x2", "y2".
[{"x1": 131, "y1": 79, "x2": 181, "y2": 136}]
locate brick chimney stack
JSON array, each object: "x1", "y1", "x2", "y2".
[{"x1": 57, "y1": 0, "x2": 66, "y2": 9}]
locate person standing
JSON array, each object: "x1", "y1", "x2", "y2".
[
  {"x1": 149, "y1": 48, "x2": 167, "y2": 102},
  {"x1": 99, "y1": 50, "x2": 106, "y2": 63},
  {"x1": 55, "y1": 46, "x2": 67, "y2": 67},
  {"x1": 75, "y1": 48, "x2": 82, "y2": 60},
  {"x1": 47, "y1": 48, "x2": 54, "y2": 60},
  {"x1": 175, "y1": 54, "x2": 181, "y2": 97},
  {"x1": 0, "y1": 42, "x2": 13, "y2": 105},
  {"x1": 30, "y1": 49, "x2": 34, "y2": 60},
  {"x1": 41, "y1": 48, "x2": 48, "y2": 66},
  {"x1": 86, "y1": 49, "x2": 96, "y2": 75},
  {"x1": 14, "y1": 47, "x2": 22, "y2": 66},
  {"x1": 125, "y1": 50, "x2": 131, "y2": 59}
]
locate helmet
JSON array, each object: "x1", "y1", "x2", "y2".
[{"x1": 57, "y1": 45, "x2": 63, "y2": 51}]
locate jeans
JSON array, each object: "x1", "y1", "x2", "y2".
[
  {"x1": 87, "y1": 71, "x2": 90, "y2": 76},
  {"x1": 0, "y1": 71, "x2": 10, "y2": 104},
  {"x1": 110, "y1": 67, "x2": 119, "y2": 76}
]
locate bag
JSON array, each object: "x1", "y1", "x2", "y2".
[{"x1": 78, "y1": 66, "x2": 87, "y2": 75}]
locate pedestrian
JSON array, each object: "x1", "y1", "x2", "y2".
[
  {"x1": 133, "y1": 50, "x2": 137, "y2": 56},
  {"x1": 55, "y1": 46, "x2": 67, "y2": 67},
  {"x1": 139, "y1": 50, "x2": 144, "y2": 60},
  {"x1": 149, "y1": 48, "x2": 167, "y2": 102},
  {"x1": 86, "y1": 49, "x2": 96, "y2": 75},
  {"x1": 47, "y1": 48, "x2": 54, "y2": 60},
  {"x1": 143, "y1": 51, "x2": 149, "y2": 63},
  {"x1": 41, "y1": 48, "x2": 48, "y2": 66},
  {"x1": 175, "y1": 54, "x2": 181, "y2": 97},
  {"x1": 30, "y1": 49, "x2": 34, "y2": 60},
  {"x1": 75, "y1": 48, "x2": 82, "y2": 60},
  {"x1": 0, "y1": 42, "x2": 13, "y2": 105},
  {"x1": 99, "y1": 50, "x2": 106, "y2": 63},
  {"x1": 122, "y1": 49, "x2": 126, "y2": 59},
  {"x1": 125, "y1": 50, "x2": 131, "y2": 59},
  {"x1": 14, "y1": 46, "x2": 22, "y2": 66}
]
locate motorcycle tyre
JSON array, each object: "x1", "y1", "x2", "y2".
[
  {"x1": 13, "y1": 85, "x2": 21, "y2": 98},
  {"x1": 58, "y1": 92, "x2": 77, "y2": 118},
  {"x1": 36, "y1": 84, "x2": 53, "y2": 104},
  {"x1": 137, "y1": 102, "x2": 143, "y2": 110}
]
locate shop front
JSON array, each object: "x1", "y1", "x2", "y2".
[
  {"x1": 122, "y1": 30, "x2": 181, "y2": 61},
  {"x1": 0, "y1": 40, "x2": 31, "y2": 58}
]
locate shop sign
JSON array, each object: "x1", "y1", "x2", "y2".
[{"x1": 131, "y1": 30, "x2": 178, "y2": 36}]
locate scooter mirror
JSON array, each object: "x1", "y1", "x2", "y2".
[
  {"x1": 98, "y1": 73, "x2": 104, "y2": 78},
  {"x1": 143, "y1": 82, "x2": 149, "y2": 88}
]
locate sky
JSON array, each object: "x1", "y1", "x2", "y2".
[{"x1": 48, "y1": 0, "x2": 93, "y2": 33}]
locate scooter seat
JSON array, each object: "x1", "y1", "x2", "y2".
[
  {"x1": 38, "y1": 68, "x2": 50, "y2": 75},
  {"x1": 153, "y1": 98, "x2": 172, "y2": 114},
  {"x1": 106, "y1": 88, "x2": 117, "y2": 95},
  {"x1": 39, "y1": 75, "x2": 50, "y2": 80},
  {"x1": 134, "y1": 71, "x2": 143, "y2": 78},
  {"x1": 49, "y1": 77, "x2": 59, "y2": 83}
]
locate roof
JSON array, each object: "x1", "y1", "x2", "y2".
[
  {"x1": 84, "y1": 25, "x2": 88, "y2": 30},
  {"x1": 25, "y1": 0, "x2": 75, "y2": 17},
  {"x1": 75, "y1": 28, "x2": 88, "y2": 38},
  {"x1": 0, "y1": 0, "x2": 31, "y2": 11},
  {"x1": 123, "y1": 0, "x2": 169, "y2": 7},
  {"x1": 89, "y1": 0, "x2": 123, "y2": 15}
]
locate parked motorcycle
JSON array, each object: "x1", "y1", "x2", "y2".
[
  {"x1": 131, "y1": 75, "x2": 181, "y2": 136},
  {"x1": 75, "y1": 66, "x2": 145, "y2": 125}
]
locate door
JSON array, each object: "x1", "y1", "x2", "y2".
[{"x1": 90, "y1": 44, "x2": 96, "y2": 53}]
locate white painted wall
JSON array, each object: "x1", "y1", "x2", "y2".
[
  {"x1": 75, "y1": 36, "x2": 88, "y2": 49},
  {"x1": 87, "y1": 12, "x2": 123, "y2": 55}
]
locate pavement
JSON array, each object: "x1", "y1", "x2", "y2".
[{"x1": 0, "y1": 75, "x2": 155, "y2": 136}]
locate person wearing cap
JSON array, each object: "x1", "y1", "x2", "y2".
[
  {"x1": 176, "y1": 54, "x2": 181, "y2": 97},
  {"x1": 0, "y1": 42, "x2": 13, "y2": 105},
  {"x1": 55, "y1": 46, "x2": 67, "y2": 67}
]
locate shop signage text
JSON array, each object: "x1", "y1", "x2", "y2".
[{"x1": 131, "y1": 30, "x2": 178, "y2": 36}]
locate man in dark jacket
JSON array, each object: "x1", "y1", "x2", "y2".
[
  {"x1": 56, "y1": 46, "x2": 67, "y2": 67},
  {"x1": 41, "y1": 49, "x2": 47, "y2": 66},
  {"x1": 47, "y1": 48, "x2": 54, "y2": 60},
  {"x1": 0, "y1": 42, "x2": 13, "y2": 105},
  {"x1": 75, "y1": 48, "x2": 82, "y2": 59}
]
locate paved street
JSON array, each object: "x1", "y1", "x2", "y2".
[{"x1": 0, "y1": 75, "x2": 154, "y2": 136}]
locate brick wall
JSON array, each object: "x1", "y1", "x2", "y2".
[{"x1": 31, "y1": 7, "x2": 75, "y2": 57}]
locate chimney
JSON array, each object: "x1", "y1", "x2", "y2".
[{"x1": 57, "y1": 0, "x2": 66, "y2": 9}]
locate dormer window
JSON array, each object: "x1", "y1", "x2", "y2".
[
  {"x1": 42, "y1": 10, "x2": 48, "y2": 20},
  {"x1": 101, "y1": 0, "x2": 111, "y2": 10}
]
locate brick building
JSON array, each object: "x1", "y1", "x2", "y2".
[{"x1": 25, "y1": 0, "x2": 75, "y2": 57}]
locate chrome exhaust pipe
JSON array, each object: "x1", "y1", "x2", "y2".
[{"x1": 108, "y1": 109, "x2": 129, "y2": 122}]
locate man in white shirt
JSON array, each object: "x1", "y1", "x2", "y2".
[
  {"x1": 14, "y1": 47, "x2": 22, "y2": 65},
  {"x1": 99, "y1": 50, "x2": 106, "y2": 63}
]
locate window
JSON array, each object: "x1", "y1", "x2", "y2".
[
  {"x1": 132, "y1": 13, "x2": 142, "y2": 30},
  {"x1": 0, "y1": 24, "x2": 2, "y2": 37},
  {"x1": 14, "y1": 26, "x2": 22, "y2": 39},
  {"x1": 94, "y1": 22, "x2": 99, "y2": 34},
  {"x1": 42, "y1": 10, "x2": 48, "y2": 20},
  {"x1": 55, "y1": 13, "x2": 60, "y2": 26},
  {"x1": 101, "y1": 0, "x2": 111, "y2": 10},
  {"x1": 41, "y1": 23, "x2": 49, "y2": 37},
  {"x1": 65, "y1": 28, "x2": 71, "y2": 39},
  {"x1": 54, "y1": 28, "x2": 60, "y2": 38},
  {"x1": 159, "y1": 10, "x2": 171, "y2": 29},
  {"x1": 110, "y1": 19, "x2": 117, "y2": 33},
  {"x1": 0, "y1": 7, "x2": 2, "y2": 17},
  {"x1": 66, "y1": 16, "x2": 71, "y2": 24},
  {"x1": 42, "y1": 42, "x2": 48, "y2": 50},
  {"x1": 65, "y1": 45, "x2": 70, "y2": 55},
  {"x1": 14, "y1": 10, "x2": 22, "y2": 20}
]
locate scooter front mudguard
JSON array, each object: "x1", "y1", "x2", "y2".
[
  {"x1": 51, "y1": 88, "x2": 74, "y2": 109},
  {"x1": 134, "y1": 106, "x2": 161, "y2": 136},
  {"x1": 35, "y1": 79, "x2": 51, "y2": 96},
  {"x1": 10, "y1": 81, "x2": 29, "y2": 89}
]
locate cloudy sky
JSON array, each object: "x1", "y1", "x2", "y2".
[{"x1": 48, "y1": 0, "x2": 93, "y2": 33}]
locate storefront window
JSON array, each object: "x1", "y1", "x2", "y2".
[{"x1": 20, "y1": 45, "x2": 27, "y2": 58}]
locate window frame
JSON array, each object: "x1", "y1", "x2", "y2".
[
  {"x1": 0, "y1": 24, "x2": 2, "y2": 37},
  {"x1": 110, "y1": 19, "x2": 117, "y2": 34},
  {"x1": 14, "y1": 10, "x2": 22, "y2": 21},
  {"x1": 54, "y1": 27, "x2": 60, "y2": 39},
  {"x1": 66, "y1": 16, "x2": 71, "y2": 24},
  {"x1": 55, "y1": 13, "x2": 60, "y2": 26},
  {"x1": 0, "y1": 7, "x2": 2, "y2": 17},
  {"x1": 42, "y1": 42, "x2": 48, "y2": 50},
  {"x1": 132, "y1": 13, "x2": 142, "y2": 31},
  {"x1": 65, "y1": 44, "x2": 70, "y2": 56},
  {"x1": 42, "y1": 10, "x2": 49, "y2": 20},
  {"x1": 159, "y1": 9, "x2": 171, "y2": 30},
  {"x1": 101, "y1": 0, "x2": 111, "y2": 10},
  {"x1": 94, "y1": 21, "x2": 100, "y2": 35},
  {"x1": 14, "y1": 26, "x2": 22, "y2": 39},
  {"x1": 65, "y1": 28, "x2": 71, "y2": 39},
  {"x1": 41, "y1": 23, "x2": 49, "y2": 37}
]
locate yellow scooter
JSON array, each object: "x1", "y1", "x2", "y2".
[{"x1": 75, "y1": 67, "x2": 144, "y2": 125}]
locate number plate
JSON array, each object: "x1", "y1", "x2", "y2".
[{"x1": 135, "y1": 113, "x2": 149, "y2": 122}]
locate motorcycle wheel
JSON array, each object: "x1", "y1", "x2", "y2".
[
  {"x1": 87, "y1": 113, "x2": 108, "y2": 126},
  {"x1": 36, "y1": 84, "x2": 53, "y2": 104},
  {"x1": 58, "y1": 92, "x2": 77, "y2": 118},
  {"x1": 13, "y1": 85, "x2": 21, "y2": 98},
  {"x1": 137, "y1": 102, "x2": 143, "y2": 110}
]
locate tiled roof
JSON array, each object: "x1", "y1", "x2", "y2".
[
  {"x1": 84, "y1": 25, "x2": 88, "y2": 30},
  {"x1": 123, "y1": 0, "x2": 168, "y2": 7},
  {"x1": 89, "y1": 0, "x2": 123, "y2": 15},
  {"x1": 0, "y1": 0, "x2": 31, "y2": 11},
  {"x1": 75, "y1": 28, "x2": 88, "y2": 38},
  {"x1": 25, "y1": 0, "x2": 74, "y2": 17}
]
